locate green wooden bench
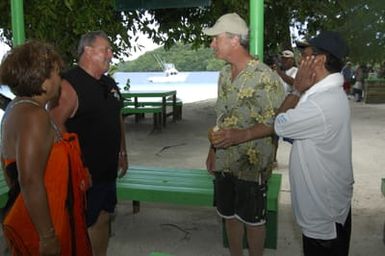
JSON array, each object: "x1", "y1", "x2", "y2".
[
  {"x1": 123, "y1": 100, "x2": 183, "y2": 120},
  {"x1": 121, "y1": 106, "x2": 162, "y2": 131},
  {"x1": 116, "y1": 165, "x2": 282, "y2": 249}
]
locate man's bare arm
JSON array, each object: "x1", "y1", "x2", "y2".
[{"x1": 276, "y1": 68, "x2": 295, "y2": 86}]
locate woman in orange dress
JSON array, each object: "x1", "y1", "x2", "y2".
[{"x1": 0, "y1": 41, "x2": 92, "y2": 255}]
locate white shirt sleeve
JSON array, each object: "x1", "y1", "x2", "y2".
[{"x1": 274, "y1": 99, "x2": 326, "y2": 140}]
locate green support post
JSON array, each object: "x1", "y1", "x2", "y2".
[
  {"x1": 11, "y1": 0, "x2": 25, "y2": 46},
  {"x1": 249, "y1": 0, "x2": 264, "y2": 61}
]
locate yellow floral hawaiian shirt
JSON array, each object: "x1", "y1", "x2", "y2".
[{"x1": 215, "y1": 59, "x2": 284, "y2": 182}]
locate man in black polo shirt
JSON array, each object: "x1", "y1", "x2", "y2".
[{"x1": 50, "y1": 31, "x2": 128, "y2": 256}]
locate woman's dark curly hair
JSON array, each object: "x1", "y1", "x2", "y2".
[{"x1": 0, "y1": 40, "x2": 63, "y2": 97}]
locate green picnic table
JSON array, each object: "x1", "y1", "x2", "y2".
[{"x1": 121, "y1": 90, "x2": 177, "y2": 127}]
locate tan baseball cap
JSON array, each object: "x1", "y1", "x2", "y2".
[{"x1": 202, "y1": 13, "x2": 248, "y2": 36}]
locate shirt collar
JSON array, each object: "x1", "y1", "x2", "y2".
[{"x1": 299, "y1": 73, "x2": 344, "y2": 103}]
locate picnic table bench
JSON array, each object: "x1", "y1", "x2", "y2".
[
  {"x1": 123, "y1": 99, "x2": 183, "y2": 121},
  {"x1": 121, "y1": 105, "x2": 163, "y2": 131},
  {"x1": 121, "y1": 98, "x2": 183, "y2": 131},
  {"x1": 117, "y1": 165, "x2": 282, "y2": 249},
  {"x1": 121, "y1": 90, "x2": 179, "y2": 127}
]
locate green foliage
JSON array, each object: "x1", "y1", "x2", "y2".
[
  {"x1": 118, "y1": 43, "x2": 225, "y2": 72},
  {"x1": 0, "y1": 0, "x2": 145, "y2": 66},
  {"x1": 337, "y1": 0, "x2": 385, "y2": 63},
  {"x1": 0, "y1": 0, "x2": 384, "y2": 65}
]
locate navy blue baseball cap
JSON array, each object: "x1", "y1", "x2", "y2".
[{"x1": 297, "y1": 31, "x2": 349, "y2": 60}]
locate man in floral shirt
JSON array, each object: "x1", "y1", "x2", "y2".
[{"x1": 204, "y1": 13, "x2": 284, "y2": 256}]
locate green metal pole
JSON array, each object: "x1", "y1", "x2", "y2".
[
  {"x1": 11, "y1": 0, "x2": 26, "y2": 46},
  {"x1": 249, "y1": 0, "x2": 264, "y2": 61}
]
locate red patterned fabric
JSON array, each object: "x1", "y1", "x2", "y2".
[{"x1": 2, "y1": 133, "x2": 92, "y2": 255}]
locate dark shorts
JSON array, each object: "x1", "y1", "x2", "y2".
[
  {"x1": 213, "y1": 172, "x2": 267, "y2": 226},
  {"x1": 86, "y1": 181, "x2": 117, "y2": 227},
  {"x1": 303, "y1": 209, "x2": 352, "y2": 256}
]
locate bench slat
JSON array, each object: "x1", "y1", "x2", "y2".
[
  {"x1": 117, "y1": 186, "x2": 212, "y2": 206},
  {"x1": 130, "y1": 165, "x2": 202, "y2": 172},
  {"x1": 122, "y1": 177, "x2": 211, "y2": 188},
  {"x1": 121, "y1": 107, "x2": 163, "y2": 130},
  {"x1": 121, "y1": 106, "x2": 162, "y2": 114},
  {"x1": 128, "y1": 169, "x2": 212, "y2": 178},
  {"x1": 122, "y1": 101, "x2": 183, "y2": 120},
  {"x1": 118, "y1": 183, "x2": 212, "y2": 195},
  {"x1": 123, "y1": 100, "x2": 183, "y2": 107}
]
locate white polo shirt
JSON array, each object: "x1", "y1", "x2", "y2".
[{"x1": 274, "y1": 73, "x2": 354, "y2": 239}]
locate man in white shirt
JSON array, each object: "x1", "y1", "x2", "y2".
[
  {"x1": 275, "y1": 32, "x2": 353, "y2": 256},
  {"x1": 211, "y1": 31, "x2": 353, "y2": 256}
]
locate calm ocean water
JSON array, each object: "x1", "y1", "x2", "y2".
[{"x1": 113, "y1": 71, "x2": 219, "y2": 103}]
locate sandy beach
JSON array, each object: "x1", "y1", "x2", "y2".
[{"x1": 106, "y1": 98, "x2": 385, "y2": 256}]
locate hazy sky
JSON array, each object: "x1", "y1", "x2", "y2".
[
  {"x1": 125, "y1": 33, "x2": 160, "y2": 61},
  {"x1": 0, "y1": 34, "x2": 159, "y2": 63}
]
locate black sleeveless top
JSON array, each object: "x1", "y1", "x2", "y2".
[{"x1": 63, "y1": 66, "x2": 123, "y2": 183}]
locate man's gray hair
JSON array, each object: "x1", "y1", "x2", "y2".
[
  {"x1": 226, "y1": 32, "x2": 249, "y2": 50},
  {"x1": 77, "y1": 31, "x2": 109, "y2": 58},
  {"x1": 239, "y1": 34, "x2": 249, "y2": 50}
]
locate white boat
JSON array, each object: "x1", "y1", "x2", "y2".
[{"x1": 148, "y1": 63, "x2": 188, "y2": 83}]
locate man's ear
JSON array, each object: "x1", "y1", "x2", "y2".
[
  {"x1": 318, "y1": 54, "x2": 327, "y2": 65},
  {"x1": 231, "y1": 35, "x2": 241, "y2": 48},
  {"x1": 83, "y1": 46, "x2": 92, "y2": 56}
]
